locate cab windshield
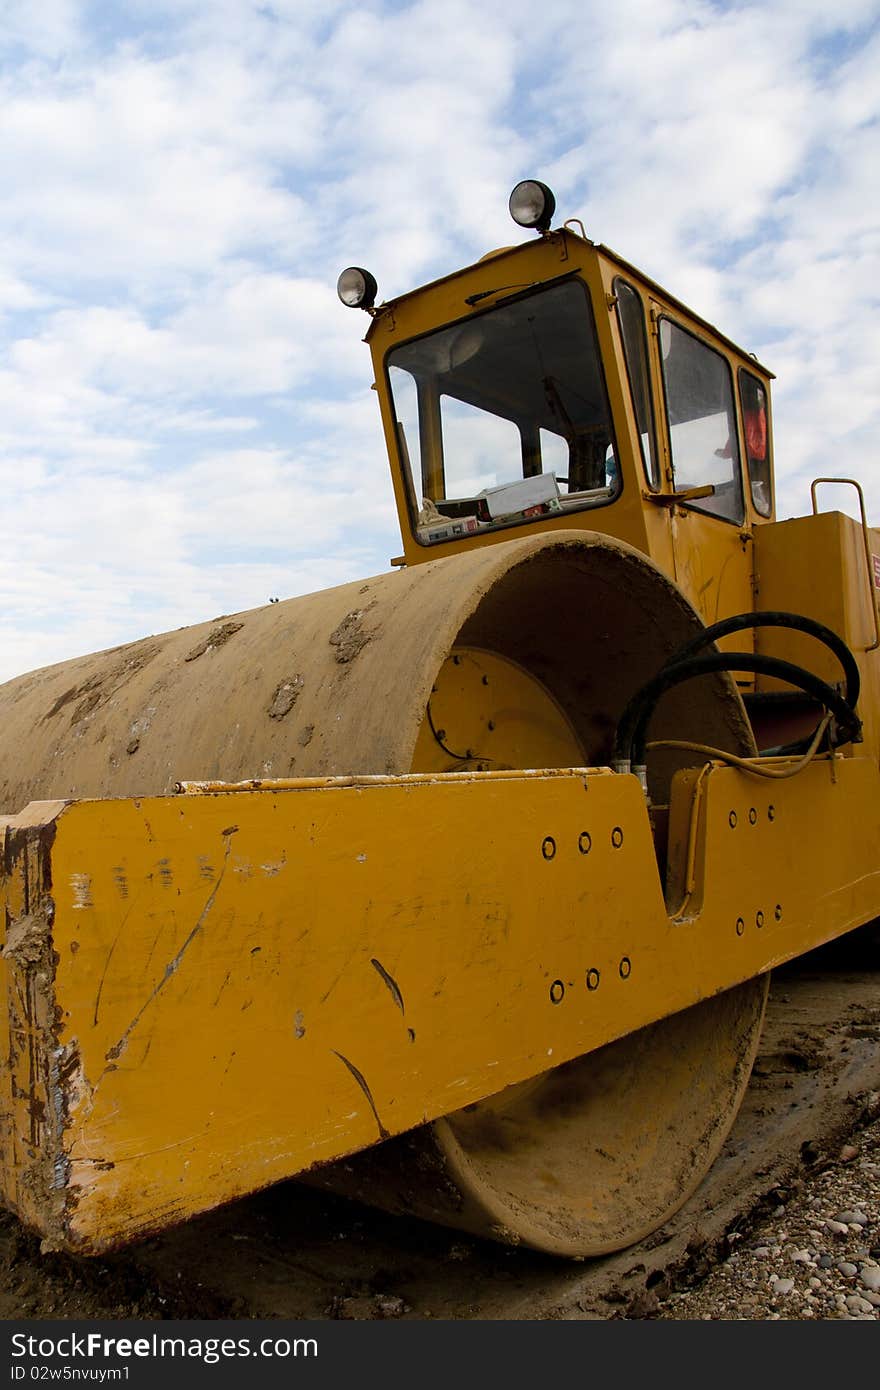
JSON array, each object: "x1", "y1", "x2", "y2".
[{"x1": 387, "y1": 280, "x2": 619, "y2": 545}]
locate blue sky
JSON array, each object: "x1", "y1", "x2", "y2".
[{"x1": 0, "y1": 0, "x2": 878, "y2": 681}]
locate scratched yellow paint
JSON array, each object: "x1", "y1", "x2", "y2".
[{"x1": 2, "y1": 756, "x2": 880, "y2": 1252}]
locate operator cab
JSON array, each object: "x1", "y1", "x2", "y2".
[{"x1": 337, "y1": 180, "x2": 775, "y2": 626}]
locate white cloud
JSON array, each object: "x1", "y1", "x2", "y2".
[{"x1": 0, "y1": 0, "x2": 877, "y2": 692}]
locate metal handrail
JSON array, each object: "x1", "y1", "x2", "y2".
[{"x1": 810, "y1": 477, "x2": 880, "y2": 652}]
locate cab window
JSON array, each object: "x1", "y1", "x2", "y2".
[
  {"x1": 659, "y1": 318, "x2": 744, "y2": 525},
  {"x1": 739, "y1": 369, "x2": 772, "y2": 517},
  {"x1": 387, "y1": 280, "x2": 620, "y2": 546}
]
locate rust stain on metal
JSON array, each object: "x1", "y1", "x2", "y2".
[
  {"x1": 298, "y1": 724, "x2": 315, "y2": 747},
  {"x1": 294, "y1": 1009, "x2": 305, "y2": 1039},
  {"x1": 0, "y1": 817, "x2": 79, "y2": 1251},
  {"x1": 185, "y1": 622, "x2": 244, "y2": 662},
  {"x1": 370, "y1": 957, "x2": 405, "y2": 1014},
  {"x1": 332, "y1": 1051, "x2": 389, "y2": 1140},
  {"x1": 267, "y1": 675, "x2": 304, "y2": 720}
]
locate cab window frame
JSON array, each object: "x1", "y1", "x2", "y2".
[
  {"x1": 613, "y1": 277, "x2": 660, "y2": 490},
  {"x1": 658, "y1": 315, "x2": 745, "y2": 528}
]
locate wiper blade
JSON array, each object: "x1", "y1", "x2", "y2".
[{"x1": 464, "y1": 282, "x2": 535, "y2": 306}]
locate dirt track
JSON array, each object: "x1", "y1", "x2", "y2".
[{"x1": 1, "y1": 942, "x2": 878, "y2": 1322}]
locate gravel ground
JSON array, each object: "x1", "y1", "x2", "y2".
[{"x1": 656, "y1": 1098, "x2": 880, "y2": 1320}]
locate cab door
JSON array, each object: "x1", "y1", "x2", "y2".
[{"x1": 651, "y1": 308, "x2": 755, "y2": 641}]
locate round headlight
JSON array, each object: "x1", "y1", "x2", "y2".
[
  {"x1": 337, "y1": 266, "x2": 378, "y2": 310},
  {"x1": 508, "y1": 180, "x2": 556, "y2": 233}
]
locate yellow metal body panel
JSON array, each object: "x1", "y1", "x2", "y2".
[
  {"x1": 755, "y1": 511, "x2": 880, "y2": 712},
  {"x1": 2, "y1": 755, "x2": 879, "y2": 1253},
  {"x1": 668, "y1": 506, "x2": 755, "y2": 635}
]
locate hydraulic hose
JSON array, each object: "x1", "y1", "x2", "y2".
[
  {"x1": 659, "y1": 611, "x2": 860, "y2": 710},
  {"x1": 614, "y1": 651, "x2": 861, "y2": 770}
]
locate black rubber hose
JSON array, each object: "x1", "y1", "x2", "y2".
[
  {"x1": 614, "y1": 651, "x2": 861, "y2": 768},
  {"x1": 659, "y1": 611, "x2": 860, "y2": 710}
]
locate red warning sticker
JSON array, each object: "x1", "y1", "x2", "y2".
[{"x1": 873, "y1": 554, "x2": 880, "y2": 589}]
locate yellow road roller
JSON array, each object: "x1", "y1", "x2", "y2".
[{"x1": 2, "y1": 181, "x2": 879, "y2": 1260}]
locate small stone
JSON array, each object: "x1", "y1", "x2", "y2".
[
  {"x1": 809, "y1": 1277, "x2": 822, "y2": 1290},
  {"x1": 774, "y1": 1278, "x2": 795, "y2": 1296},
  {"x1": 862, "y1": 1291, "x2": 880, "y2": 1309},
  {"x1": 791, "y1": 1249, "x2": 812, "y2": 1264},
  {"x1": 837, "y1": 1261, "x2": 858, "y2": 1277},
  {"x1": 836, "y1": 1210, "x2": 868, "y2": 1226},
  {"x1": 825, "y1": 1220, "x2": 849, "y2": 1235},
  {"x1": 845, "y1": 1294, "x2": 874, "y2": 1315},
  {"x1": 839, "y1": 1144, "x2": 859, "y2": 1162},
  {"x1": 753, "y1": 1246, "x2": 772, "y2": 1258},
  {"x1": 859, "y1": 1266, "x2": 880, "y2": 1293},
  {"x1": 818, "y1": 1254, "x2": 835, "y2": 1269},
  {"x1": 373, "y1": 1294, "x2": 407, "y2": 1319}
]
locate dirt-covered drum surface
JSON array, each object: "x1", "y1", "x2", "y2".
[
  {"x1": 1, "y1": 953, "x2": 877, "y2": 1321},
  {"x1": 0, "y1": 530, "x2": 752, "y2": 809}
]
